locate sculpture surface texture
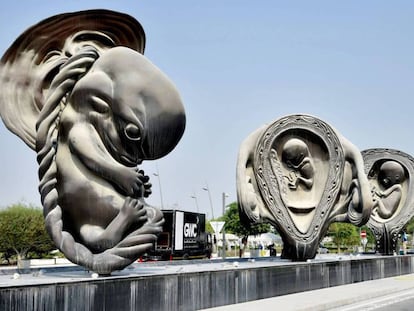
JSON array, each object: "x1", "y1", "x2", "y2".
[
  {"x1": 237, "y1": 114, "x2": 374, "y2": 260},
  {"x1": 362, "y1": 149, "x2": 414, "y2": 255},
  {"x1": 0, "y1": 10, "x2": 186, "y2": 274}
]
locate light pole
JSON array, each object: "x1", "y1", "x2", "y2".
[
  {"x1": 153, "y1": 166, "x2": 164, "y2": 209},
  {"x1": 202, "y1": 185, "x2": 215, "y2": 219},
  {"x1": 222, "y1": 192, "x2": 229, "y2": 259},
  {"x1": 190, "y1": 193, "x2": 199, "y2": 212}
]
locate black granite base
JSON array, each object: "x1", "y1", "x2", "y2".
[{"x1": 1, "y1": 255, "x2": 414, "y2": 311}]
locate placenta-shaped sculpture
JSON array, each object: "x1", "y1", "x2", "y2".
[
  {"x1": 0, "y1": 10, "x2": 185, "y2": 274},
  {"x1": 362, "y1": 149, "x2": 414, "y2": 255},
  {"x1": 237, "y1": 114, "x2": 374, "y2": 260}
]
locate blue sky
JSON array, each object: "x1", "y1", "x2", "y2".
[{"x1": 0, "y1": 1, "x2": 413, "y2": 219}]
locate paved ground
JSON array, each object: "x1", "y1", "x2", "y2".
[
  {"x1": 0, "y1": 256, "x2": 296, "y2": 287},
  {"x1": 202, "y1": 273, "x2": 414, "y2": 311},
  {"x1": 1, "y1": 253, "x2": 381, "y2": 287}
]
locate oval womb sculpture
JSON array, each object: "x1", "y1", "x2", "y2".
[
  {"x1": 0, "y1": 10, "x2": 186, "y2": 274},
  {"x1": 237, "y1": 114, "x2": 374, "y2": 260},
  {"x1": 362, "y1": 148, "x2": 414, "y2": 255}
]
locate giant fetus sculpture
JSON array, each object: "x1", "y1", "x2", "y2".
[
  {"x1": 237, "y1": 115, "x2": 374, "y2": 260},
  {"x1": 0, "y1": 10, "x2": 185, "y2": 274},
  {"x1": 362, "y1": 149, "x2": 414, "y2": 255}
]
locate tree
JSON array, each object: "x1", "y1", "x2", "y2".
[
  {"x1": 328, "y1": 222, "x2": 360, "y2": 253},
  {"x1": 405, "y1": 216, "x2": 414, "y2": 234},
  {"x1": 0, "y1": 204, "x2": 55, "y2": 263},
  {"x1": 220, "y1": 202, "x2": 271, "y2": 238},
  {"x1": 206, "y1": 221, "x2": 214, "y2": 234}
]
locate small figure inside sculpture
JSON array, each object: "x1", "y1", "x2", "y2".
[
  {"x1": 372, "y1": 160, "x2": 405, "y2": 219},
  {"x1": 281, "y1": 138, "x2": 315, "y2": 190}
]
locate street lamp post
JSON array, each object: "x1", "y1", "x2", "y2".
[
  {"x1": 153, "y1": 166, "x2": 164, "y2": 209},
  {"x1": 222, "y1": 192, "x2": 229, "y2": 259},
  {"x1": 190, "y1": 193, "x2": 199, "y2": 212},
  {"x1": 202, "y1": 185, "x2": 215, "y2": 219}
]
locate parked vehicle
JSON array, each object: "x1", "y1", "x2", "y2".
[
  {"x1": 318, "y1": 244, "x2": 329, "y2": 254},
  {"x1": 145, "y1": 210, "x2": 212, "y2": 260}
]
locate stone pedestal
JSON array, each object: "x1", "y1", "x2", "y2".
[{"x1": 2, "y1": 256, "x2": 414, "y2": 310}]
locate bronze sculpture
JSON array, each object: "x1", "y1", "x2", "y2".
[
  {"x1": 237, "y1": 114, "x2": 374, "y2": 260},
  {"x1": 0, "y1": 10, "x2": 186, "y2": 274},
  {"x1": 362, "y1": 149, "x2": 414, "y2": 255}
]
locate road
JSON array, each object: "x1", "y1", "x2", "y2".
[{"x1": 331, "y1": 288, "x2": 414, "y2": 311}]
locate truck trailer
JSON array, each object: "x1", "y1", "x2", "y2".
[{"x1": 146, "y1": 210, "x2": 212, "y2": 260}]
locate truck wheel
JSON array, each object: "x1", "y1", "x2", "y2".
[{"x1": 183, "y1": 253, "x2": 189, "y2": 260}]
